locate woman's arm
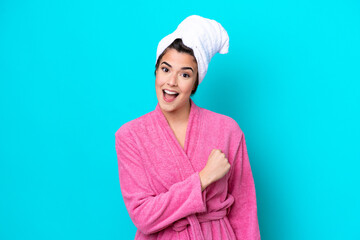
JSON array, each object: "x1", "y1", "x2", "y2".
[
  {"x1": 227, "y1": 128, "x2": 261, "y2": 239},
  {"x1": 115, "y1": 128, "x2": 207, "y2": 235}
]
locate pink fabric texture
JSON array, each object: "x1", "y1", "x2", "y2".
[{"x1": 115, "y1": 98, "x2": 260, "y2": 239}]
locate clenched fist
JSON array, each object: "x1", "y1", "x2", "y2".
[{"x1": 199, "y1": 149, "x2": 231, "y2": 191}]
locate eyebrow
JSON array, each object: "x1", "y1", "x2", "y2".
[{"x1": 161, "y1": 61, "x2": 194, "y2": 72}]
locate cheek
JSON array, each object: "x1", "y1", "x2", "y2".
[
  {"x1": 155, "y1": 74, "x2": 166, "y2": 87},
  {"x1": 179, "y1": 81, "x2": 195, "y2": 94}
]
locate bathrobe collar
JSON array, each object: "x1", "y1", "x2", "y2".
[{"x1": 154, "y1": 98, "x2": 203, "y2": 179}]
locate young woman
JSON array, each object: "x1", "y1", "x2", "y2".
[{"x1": 115, "y1": 15, "x2": 260, "y2": 240}]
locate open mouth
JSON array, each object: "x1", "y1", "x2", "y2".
[{"x1": 163, "y1": 89, "x2": 179, "y2": 102}]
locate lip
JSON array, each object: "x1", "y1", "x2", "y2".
[
  {"x1": 162, "y1": 89, "x2": 179, "y2": 103},
  {"x1": 163, "y1": 88, "x2": 179, "y2": 94}
]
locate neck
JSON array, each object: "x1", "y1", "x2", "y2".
[{"x1": 162, "y1": 99, "x2": 192, "y2": 126}]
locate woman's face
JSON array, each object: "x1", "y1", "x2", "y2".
[{"x1": 155, "y1": 48, "x2": 198, "y2": 115}]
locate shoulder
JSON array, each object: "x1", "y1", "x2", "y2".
[
  {"x1": 115, "y1": 110, "x2": 155, "y2": 140},
  {"x1": 200, "y1": 107, "x2": 244, "y2": 136}
]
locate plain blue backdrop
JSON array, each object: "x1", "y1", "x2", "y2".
[{"x1": 1, "y1": 0, "x2": 359, "y2": 239}]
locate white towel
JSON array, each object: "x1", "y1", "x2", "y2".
[{"x1": 156, "y1": 15, "x2": 229, "y2": 84}]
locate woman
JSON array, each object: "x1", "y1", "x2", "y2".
[{"x1": 115, "y1": 15, "x2": 260, "y2": 240}]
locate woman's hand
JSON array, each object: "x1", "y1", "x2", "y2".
[{"x1": 199, "y1": 149, "x2": 231, "y2": 191}]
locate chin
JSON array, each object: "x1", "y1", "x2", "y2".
[{"x1": 160, "y1": 102, "x2": 176, "y2": 112}]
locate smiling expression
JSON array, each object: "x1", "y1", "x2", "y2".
[{"x1": 155, "y1": 48, "x2": 198, "y2": 115}]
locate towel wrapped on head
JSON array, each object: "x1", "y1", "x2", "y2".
[{"x1": 156, "y1": 15, "x2": 229, "y2": 84}]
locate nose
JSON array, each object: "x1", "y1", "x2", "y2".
[{"x1": 167, "y1": 73, "x2": 178, "y2": 87}]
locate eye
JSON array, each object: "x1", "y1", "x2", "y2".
[
  {"x1": 161, "y1": 67, "x2": 169, "y2": 72},
  {"x1": 181, "y1": 73, "x2": 190, "y2": 78}
]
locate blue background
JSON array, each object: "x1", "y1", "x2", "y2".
[{"x1": 1, "y1": 0, "x2": 359, "y2": 239}]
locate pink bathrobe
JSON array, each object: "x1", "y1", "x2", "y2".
[{"x1": 115, "y1": 98, "x2": 260, "y2": 240}]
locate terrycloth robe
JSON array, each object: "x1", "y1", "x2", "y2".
[{"x1": 115, "y1": 98, "x2": 260, "y2": 240}]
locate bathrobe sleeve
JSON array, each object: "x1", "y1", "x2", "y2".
[
  {"x1": 227, "y1": 125, "x2": 261, "y2": 240},
  {"x1": 115, "y1": 127, "x2": 207, "y2": 235}
]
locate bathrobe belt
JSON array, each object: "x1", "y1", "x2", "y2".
[{"x1": 172, "y1": 209, "x2": 227, "y2": 239}]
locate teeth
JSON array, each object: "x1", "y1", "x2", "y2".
[{"x1": 164, "y1": 90, "x2": 178, "y2": 95}]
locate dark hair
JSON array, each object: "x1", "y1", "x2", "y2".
[{"x1": 155, "y1": 38, "x2": 199, "y2": 96}]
